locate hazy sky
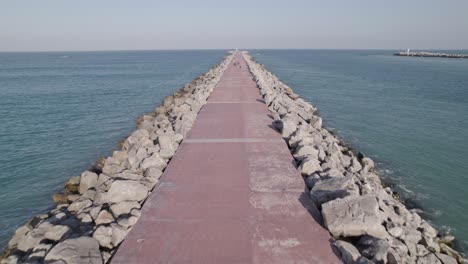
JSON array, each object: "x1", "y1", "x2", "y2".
[{"x1": 1, "y1": 0, "x2": 468, "y2": 51}]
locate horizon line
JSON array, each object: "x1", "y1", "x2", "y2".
[{"x1": 1, "y1": 47, "x2": 468, "y2": 53}]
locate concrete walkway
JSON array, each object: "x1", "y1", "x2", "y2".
[{"x1": 112, "y1": 53, "x2": 341, "y2": 263}]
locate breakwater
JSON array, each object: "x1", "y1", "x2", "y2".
[
  {"x1": 394, "y1": 51, "x2": 468, "y2": 58},
  {"x1": 243, "y1": 52, "x2": 467, "y2": 264},
  {"x1": 0, "y1": 53, "x2": 233, "y2": 264}
]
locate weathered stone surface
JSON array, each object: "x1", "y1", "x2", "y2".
[
  {"x1": 293, "y1": 145, "x2": 318, "y2": 160},
  {"x1": 44, "y1": 225, "x2": 70, "y2": 241},
  {"x1": 322, "y1": 195, "x2": 386, "y2": 238},
  {"x1": 416, "y1": 253, "x2": 442, "y2": 264},
  {"x1": 140, "y1": 153, "x2": 167, "y2": 171},
  {"x1": 110, "y1": 223, "x2": 128, "y2": 247},
  {"x1": 299, "y1": 156, "x2": 322, "y2": 175},
  {"x1": 79, "y1": 171, "x2": 98, "y2": 194},
  {"x1": 402, "y1": 227, "x2": 422, "y2": 244},
  {"x1": 118, "y1": 216, "x2": 139, "y2": 229},
  {"x1": 95, "y1": 210, "x2": 114, "y2": 225},
  {"x1": 334, "y1": 240, "x2": 361, "y2": 264},
  {"x1": 28, "y1": 243, "x2": 53, "y2": 260},
  {"x1": 7, "y1": 225, "x2": 30, "y2": 247},
  {"x1": 158, "y1": 135, "x2": 176, "y2": 158},
  {"x1": 45, "y1": 237, "x2": 102, "y2": 264},
  {"x1": 280, "y1": 114, "x2": 298, "y2": 138},
  {"x1": 93, "y1": 226, "x2": 113, "y2": 248},
  {"x1": 144, "y1": 167, "x2": 163, "y2": 180},
  {"x1": 101, "y1": 163, "x2": 125, "y2": 176},
  {"x1": 114, "y1": 171, "x2": 143, "y2": 181},
  {"x1": 357, "y1": 236, "x2": 390, "y2": 263},
  {"x1": 98, "y1": 180, "x2": 148, "y2": 204},
  {"x1": 310, "y1": 176, "x2": 359, "y2": 205},
  {"x1": 68, "y1": 198, "x2": 92, "y2": 213},
  {"x1": 110, "y1": 201, "x2": 141, "y2": 218},
  {"x1": 440, "y1": 243, "x2": 467, "y2": 264},
  {"x1": 435, "y1": 253, "x2": 458, "y2": 264}
]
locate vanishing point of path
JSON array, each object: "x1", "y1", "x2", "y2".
[{"x1": 111, "y1": 53, "x2": 341, "y2": 263}]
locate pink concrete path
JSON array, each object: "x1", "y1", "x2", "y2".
[{"x1": 112, "y1": 53, "x2": 341, "y2": 264}]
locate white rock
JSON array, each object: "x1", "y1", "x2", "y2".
[
  {"x1": 44, "y1": 225, "x2": 70, "y2": 241},
  {"x1": 110, "y1": 201, "x2": 141, "y2": 218},
  {"x1": 280, "y1": 114, "x2": 299, "y2": 138},
  {"x1": 68, "y1": 198, "x2": 92, "y2": 213},
  {"x1": 334, "y1": 240, "x2": 361, "y2": 264},
  {"x1": 95, "y1": 210, "x2": 114, "y2": 225},
  {"x1": 93, "y1": 226, "x2": 113, "y2": 248},
  {"x1": 435, "y1": 253, "x2": 458, "y2": 264},
  {"x1": 299, "y1": 156, "x2": 322, "y2": 175},
  {"x1": 7, "y1": 225, "x2": 30, "y2": 247},
  {"x1": 79, "y1": 171, "x2": 98, "y2": 194},
  {"x1": 140, "y1": 153, "x2": 167, "y2": 171},
  {"x1": 158, "y1": 135, "x2": 176, "y2": 158},
  {"x1": 98, "y1": 180, "x2": 148, "y2": 204},
  {"x1": 293, "y1": 145, "x2": 319, "y2": 160},
  {"x1": 322, "y1": 195, "x2": 387, "y2": 238},
  {"x1": 310, "y1": 176, "x2": 359, "y2": 205},
  {"x1": 16, "y1": 221, "x2": 53, "y2": 252},
  {"x1": 45, "y1": 237, "x2": 102, "y2": 264}
]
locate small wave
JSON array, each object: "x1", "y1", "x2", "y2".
[
  {"x1": 432, "y1": 209, "x2": 443, "y2": 217},
  {"x1": 398, "y1": 184, "x2": 414, "y2": 194},
  {"x1": 380, "y1": 169, "x2": 394, "y2": 175},
  {"x1": 439, "y1": 225, "x2": 454, "y2": 235}
]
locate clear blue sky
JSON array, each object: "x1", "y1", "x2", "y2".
[{"x1": 1, "y1": 0, "x2": 468, "y2": 51}]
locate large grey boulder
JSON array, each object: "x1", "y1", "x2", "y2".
[
  {"x1": 110, "y1": 201, "x2": 141, "y2": 218},
  {"x1": 309, "y1": 176, "x2": 359, "y2": 205},
  {"x1": 79, "y1": 171, "x2": 98, "y2": 194},
  {"x1": 357, "y1": 236, "x2": 390, "y2": 263},
  {"x1": 435, "y1": 253, "x2": 458, "y2": 264},
  {"x1": 16, "y1": 222, "x2": 53, "y2": 252},
  {"x1": 44, "y1": 225, "x2": 71, "y2": 241},
  {"x1": 322, "y1": 195, "x2": 387, "y2": 238},
  {"x1": 68, "y1": 197, "x2": 92, "y2": 213},
  {"x1": 158, "y1": 135, "x2": 176, "y2": 158},
  {"x1": 97, "y1": 180, "x2": 148, "y2": 204},
  {"x1": 299, "y1": 156, "x2": 322, "y2": 176},
  {"x1": 293, "y1": 145, "x2": 318, "y2": 161},
  {"x1": 44, "y1": 237, "x2": 102, "y2": 264},
  {"x1": 416, "y1": 253, "x2": 442, "y2": 264},
  {"x1": 92, "y1": 224, "x2": 128, "y2": 249},
  {"x1": 140, "y1": 153, "x2": 167, "y2": 171},
  {"x1": 280, "y1": 114, "x2": 299, "y2": 138},
  {"x1": 334, "y1": 240, "x2": 361, "y2": 264}
]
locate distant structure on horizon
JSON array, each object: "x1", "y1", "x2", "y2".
[{"x1": 395, "y1": 50, "x2": 468, "y2": 59}]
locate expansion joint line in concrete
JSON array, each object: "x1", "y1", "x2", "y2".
[
  {"x1": 183, "y1": 138, "x2": 284, "y2": 143},
  {"x1": 207, "y1": 101, "x2": 261, "y2": 104}
]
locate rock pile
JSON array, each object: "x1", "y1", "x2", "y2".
[
  {"x1": 0, "y1": 53, "x2": 233, "y2": 264},
  {"x1": 242, "y1": 52, "x2": 467, "y2": 264}
]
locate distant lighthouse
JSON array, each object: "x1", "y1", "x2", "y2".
[{"x1": 407, "y1": 49, "x2": 410, "y2": 56}]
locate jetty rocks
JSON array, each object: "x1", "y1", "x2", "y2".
[
  {"x1": 242, "y1": 52, "x2": 467, "y2": 264},
  {"x1": 0, "y1": 53, "x2": 234, "y2": 264},
  {"x1": 394, "y1": 51, "x2": 468, "y2": 59}
]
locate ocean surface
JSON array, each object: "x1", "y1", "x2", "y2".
[
  {"x1": 0, "y1": 50, "x2": 226, "y2": 249},
  {"x1": 252, "y1": 50, "x2": 468, "y2": 254},
  {"x1": 0, "y1": 50, "x2": 467, "y2": 255}
]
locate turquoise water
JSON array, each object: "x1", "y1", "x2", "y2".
[
  {"x1": 0, "y1": 50, "x2": 226, "y2": 249},
  {"x1": 252, "y1": 50, "x2": 468, "y2": 253}
]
